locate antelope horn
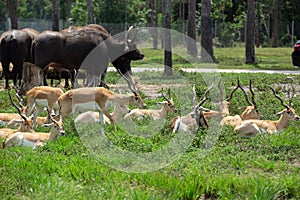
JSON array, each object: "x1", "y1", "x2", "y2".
[
  {"x1": 197, "y1": 81, "x2": 215, "y2": 107},
  {"x1": 13, "y1": 85, "x2": 24, "y2": 107},
  {"x1": 288, "y1": 85, "x2": 295, "y2": 107},
  {"x1": 268, "y1": 86, "x2": 290, "y2": 110},
  {"x1": 192, "y1": 79, "x2": 197, "y2": 107},
  {"x1": 8, "y1": 89, "x2": 27, "y2": 122},
  {"x1": 118, "y1": 69, "x2": 137, "y2": 95},
  {"x1": 225, "y1": 82, "x2": 239, "y2": 101},
  {"x1": 218, "y1": 80, "x2": 223, "y2": 103},
  {"x1": 249, "y1": 80, "x2": 257, "y2": 108},
  {"x1": 237, "y1": 79, "x2": 253, "y2": 106}
]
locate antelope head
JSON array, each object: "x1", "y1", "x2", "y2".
[
  {"x1": 218, "y1": 80, "x2": 239, "y2": 115},
  {"x1": 192, "y1": 81, "x2": 215, "y2": 129},
  {"x1": 118, "y1": 70, "x2": 147, "y2": 109},
  {"x1": 269, "y1": 87, "x2": 300, "y2": 122},
  {"x1": 160, "y1": 89, "x2": 178, "y2": 114},
  {"x1": 238, "y1": 79, "x2": 263, "y2": 120},
  {"x1": 8, "y1": 89, "x2": 34, "y2": 132}
]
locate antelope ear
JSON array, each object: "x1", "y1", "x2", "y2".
[
  {"x1": 275, "y1": 111, "x2": 284, "y2": 116},
  {"x1": 9, "y1": 119, "x2": 23, "y2": 123},
  {"x1": 157, "y1": 101, "x2": 168, "y2": 104},
  {"x1": 202, "y1": 107, "x2": 211, "y2": 112},
  {"x1": 42, "y1": 123, "x2": 52, "y2": 128}
]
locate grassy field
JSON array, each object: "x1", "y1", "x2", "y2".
[
  {"x1": 1, "y1": 48, "x2": 300, "y2": 199},
  {"x1": 133, "y1": 47, "x2": 296, "y2": 70}
]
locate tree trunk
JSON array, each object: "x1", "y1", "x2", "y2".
[
  {"x1": 163, "y1": 0, "x2": 172, "y2": 75},
  {"x1": 255, "y1": 0, "x2": 261, "y2": 47},
  {"x1": 52, "y1": 0, "x2": 60, "y2": 31},
  {"x1": 150, "y1": 0, "x2": 158, "y2": 49},
  {"x1": 187, "y1": 0, "x2": 197, "y2": 56},
  {"x1": 271, "y1": 0, "x2": 279, "y2": 47},
  {"x1": 201, "y1": 0, "x2": 214, "y2": 62},
  {"x1": 7, "y1": 0, "x2": 18, "y2": 29},
  {"x1": 87, "y1": 0, "x2": 95, "y2": 24},
  {"x1": 245, "y1": 0, "x2": 255, "y2": 64}
]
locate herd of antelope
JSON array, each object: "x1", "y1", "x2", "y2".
[{"x1": 0, "y1": 77, "x2": 299, "y2": 149}]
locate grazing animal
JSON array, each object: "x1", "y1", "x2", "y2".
[
  {"x1": 32, "y1": 24, "x2": 144, "y2": 88},
  {"x1": 220, "y1": 79, "x2": 263, "y2": 127},
  {"x1": 0, "y1": 28, "x2": 39, "y2": 88},
  {"x1": 3, "y1": 109, "x2": 65, "y2": 148},
  {"x1": 234, "y1": 87, "x2": 300, "y2": 136}
]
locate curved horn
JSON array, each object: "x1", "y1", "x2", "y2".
[
  {"x1": 126, "y1": 26, "x2": 137, "y2": 44},
  {"x1": 13, "y1": 85, "x2": 24, "y2": 107},
  {"x1": 268, "y1": 86, "x2": 290, "y2": 109},
  {"x1": 118, "y1": 69, "x2": 137, "y2": 95},
  {"x1": 249, "y1": 80, "x2": 257, "y2": 108},
  {"x1": 225, "y1": 82, "x2": 239, "y2": 101},
  {"x1": 197, "y1": 81, "x2": 215, "y2": 107},
  {"x1": 238, "y1": 79, "x2": 253, "y2": 106},
  {"x1": 192, "y1": 79, "x2": 197, "y2": 107},
  {"x1": 8, "y1": 89, "x2": 27, "y2": 122}
]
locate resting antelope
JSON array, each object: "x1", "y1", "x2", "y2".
[
  {"x1": 220, "y1": 79, "x2": 263, "y2": 127},
  {"x1": 74, "y1": 105, "x2": 131, "y2": 124},
  {"x1": 172, "y1": 81, "x2": 214, "y2": 133},
  {"x1": 0, "y1": 90, "x2": 34, "y2": 139},
  {"x1": 58, "y1": 75, "x2": 146, "y2": 134},
  {"x1": 23, "y1": 86, "x2": 64, "y2": 128},
  {"x1": 124, "y1": 89, "x2": 178, "y2": 120},
  {"x1": 234, "y1": 87, "x2": 299, "y2": 136},
  {"x1": 3, "y1": 108, "x2": 65, "y2": 148},
  {"x1": 203, "y1": 80, "x2": 239, "y2": 119}
]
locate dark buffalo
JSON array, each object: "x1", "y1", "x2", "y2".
[
  {"x1": 33, "y1": 24, "x2": 144, "y2": 88},
  {"x1": 0, "y1": 28, "x2": 39, "y2": 88}
]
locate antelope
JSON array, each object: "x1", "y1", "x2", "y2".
[
  {"x1": 220, "y1": 79, "x2": 263, "y2": 127},
  {"x1": 124, "y1": 89, "x2": 178, "y2": 121},
  {"x1": 58, "y1": 75, "x2": 146, "y2": 134},
  {"x1": 74, "y1": 105, "x2": 131, "y2": 124},
  {"x1": 3, "y1": 108, "x2": 65, "y2": 148},
  {"x1": 23, "y1": 86, "x2": 64, "y2": 128},
  {"x1": 6, "y1": 116, "x2": 51, "y2": 129},
  {"x1": 234, "y1": 87, "x2": 299, "y2": 136},
  {"x1": 0, "y1": 90, "x2": 34, "y2": 139},
  {"x1": 172, "y1": 81, "x2": 214, "y2": 133},
  {"x1": 203, "y1": 80, "x2": 239, "y2": 119}
]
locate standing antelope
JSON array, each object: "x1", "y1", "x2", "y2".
[
  {"x1": 3, "y1": 108, "x2": 65, "y2": 148},
  {"x1": 234, "y1": 87, "x2": 299, "y2": 136},
  {"x1": 124, "y1": 89, "x2": 178, "y2": 120},
  {"x1": 172, "y1": 81, "x2": 214, "y2": 133},
  {"x1": 23, "y1": 86, "x2": 64, "y2": 128},
  {"x1": 58, "y1": 83, "x2": 146, "y2": 134},
  {"x1": 0, "y1": 90, "x2": 34, "y2": 139},
  {"x1": 220, "y1": 79, "x2": 263, "y2": 127}
]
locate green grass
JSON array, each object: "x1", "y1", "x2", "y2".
[
  {"x1": 1, "y1": 71, "x2": 300, "y2": 199},
  {"x1": 133, "y1": 47, "x2": 297, "y2": 70}
]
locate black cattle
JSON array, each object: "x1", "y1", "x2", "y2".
[
  {"x1": 0, "y1": 28, "x2": 39, "y2": 88},
  {"x1": 32, "y1": 25, "x2": 144, "y2": 88}
]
